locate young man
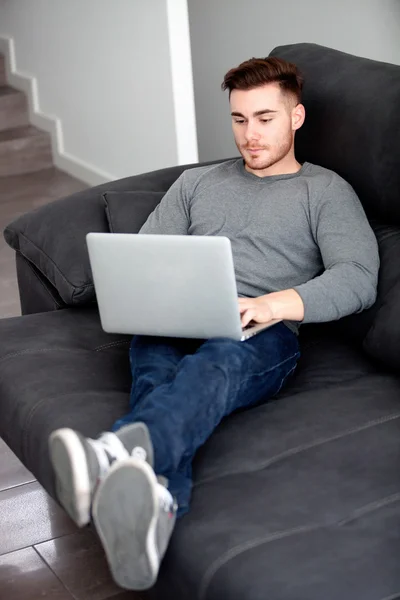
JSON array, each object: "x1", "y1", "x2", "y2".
[{"x1": 49, "y1": 57, "x2": 379, "y2": 591}]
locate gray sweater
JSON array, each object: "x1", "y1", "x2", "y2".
[{"x1": 140, "y1": 159, "x2": 379, "y2": 331}]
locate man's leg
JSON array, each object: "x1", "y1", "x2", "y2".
[
  {"x1": 91, "y1": 323, "x2": 300, "y2": 589},
  {"x1": 51, "y1": 323, "x2": 300, "y2": 590},
  {"x1": 49, "y1": 335, "x2": 198, "y2": 526},
  {"x1": 112, "y1": 334, "x2": 200, "y2": 430},
  {"x1": 124, "y1": 322, "x2": 300, "y2": 514}
]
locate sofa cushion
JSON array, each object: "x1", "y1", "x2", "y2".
[
  {"x1": 3, "y1": 160, "x2": 225, "y2": 307},
  {"x1": 103, "y1": 190, "x2": 164, "y2": 233},
  {"x1": 334, "y1": 221, "x2": 400, "y2": 371},
  {"x1": 362, "y1": 223, "x2": 400, "y2": 370},
  {"x1": 0, "y1": 309, "x2": 380, "y2": 497},
  {"x1": 270, "y1": 43, "x2": 400, "y2": 226},
  {"x1": 0, "y1": 309, "x2": 399, "y2": 599}
]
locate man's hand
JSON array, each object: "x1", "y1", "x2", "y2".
[
  {"x1": 238, "y1": 289, "x2": 305, "y2": 327},
  {"x1": 238, "y1": 296, "x2": 275, "y2": 328}
]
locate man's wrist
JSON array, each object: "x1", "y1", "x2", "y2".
[{"x1": 263, "y1": 289, "x2": 305, "y2": 321}]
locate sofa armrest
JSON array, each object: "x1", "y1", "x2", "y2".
[
  {"x1": 4, "y1": 161, "x2": 227, "y2": 310},
  {"x1": 4, "y1": 159, "x2": 230, "y2": 311},
  {"x1": 4, "y1": 183, "x2": 110, "y2": 307},
  {"x1": 15, "y1": 251, "x2": 69, "y2": 315}
]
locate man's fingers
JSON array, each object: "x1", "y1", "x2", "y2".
[
  {"x1": 241, "y1": 309, "x2": 256, "y2": 327},
  {"x1": 238, "y1": 299, "x2": 255, "y2": 312},
  {"x1": 238, "y1": 298, "x2": 260, "y2": 326}
]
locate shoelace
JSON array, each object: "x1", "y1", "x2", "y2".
[
  {"x1": 89, "y1": 434, "x2": 174, "y2": 513},
  {"x1": 88, "y1": 432, "x2": 130, "y2": 476},
  {"x1": 131, "y1": 445, "x2": 147, "y2": 462},
  {"x1": 157, "y1": 482, "x2": 175, "y2": 513}
]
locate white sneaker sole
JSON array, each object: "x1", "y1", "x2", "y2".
[
  {"x1": 49, "y1": 428, "x2": 92, "y2": 528},
  {"x1": 92, "y1": 457, "x2": 159, "y2": 590}
]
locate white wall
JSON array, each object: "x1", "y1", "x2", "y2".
[
  {"x1": 0, "y1": 0, "x2": 198, "y2": 184},
  {"x1": 188, "y1": 0, "x2": 400, "y2": 162}
]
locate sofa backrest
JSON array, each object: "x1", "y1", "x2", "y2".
[
  {"x1": 269, "y1": 43, "x2": 400, "y2": 370},
  {"x1": 269, "y1": 43, "x2": 400, "y2": 226}
]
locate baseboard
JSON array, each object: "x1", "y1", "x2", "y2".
[{"x1": 0, "y1": 35, "x2": 115, "y2": 186}]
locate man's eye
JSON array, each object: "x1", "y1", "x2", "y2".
[
  {"x1": 234, "y1": 120, "x2": 245, "y2": 124},
  {"x1": 261, "y1": 119, "x2": 272, "y2": 123}
]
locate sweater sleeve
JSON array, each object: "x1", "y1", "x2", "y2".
[
  {"x1": 139, "y1": 172, "x2": 190, "y2": 235},
  {"x1": 293, "y1": 179, "x2": 379, "y2": 323}
]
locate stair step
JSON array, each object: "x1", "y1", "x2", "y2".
[
  {"x1": 0, "y1": 86, "x2": 29, "y2": 132},
  {"x1": 0, "y1": 124, "x2": 46, "y2": 143},
  {"x1": 0, "y1": 125, "x2": 53, "y2": 176},
  {"x1": 0, "y1": 55, "x2": 6, "y2": 86}
]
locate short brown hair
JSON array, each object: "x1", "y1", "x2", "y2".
[{"x1": 221, "y1": 56, "x2": 304, "y2": 105}]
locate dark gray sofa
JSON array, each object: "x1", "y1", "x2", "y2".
[{"x1": 1, "y1": 43, "x2": 400, "y2": 600}]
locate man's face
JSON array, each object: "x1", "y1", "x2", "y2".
[{"x1": 230, "y1": 83, "x2": 302, "y2": 175}]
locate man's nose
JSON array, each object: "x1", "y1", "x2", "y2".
[{"x1": 244, "y1": 121, "x2": 261, "y2": 142}]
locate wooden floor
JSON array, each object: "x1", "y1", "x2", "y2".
[{"x1": 0, "y1": 168, "x2": 140, "y2": 599}]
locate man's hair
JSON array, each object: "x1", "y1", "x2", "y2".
[{"x1": 221, "y1": 56, "x2": 304, "y2": 106}]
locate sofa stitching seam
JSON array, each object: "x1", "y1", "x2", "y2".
[
  {"x1": 198, "y1": 490, "x2": 400, "y2": 600},
  {"x1": 199, "y1": 525, "x2": 319, "y2": 600},
  {"x1": 23, "y1": 256, "x2": 64, "y2": 309},
  {"x1": 336, "y1": 491, "x2": 400, "y2": 526},
  {"x1": 21, "y1": 391, "x2": 87, "y2": 459},
  {"x1": 0, "y1": 340, "x2": 131, "y2": 361},
  {"x1": 0, "y1": 348, "x2": 74, "y2": 362},
  {"x1": 19, "y1": 231, "x2": 93, "y2": 290},
  {"x1": 94, "y1": 340, "x2": 131, "y2": 351},
  {"x1": 378, "y1": 592, "x2": 400, "y2": 600},
  {"x1": 194, "y1": 412, "x2": 400, "y2": 487}
]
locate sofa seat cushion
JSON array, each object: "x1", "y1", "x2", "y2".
[
  {"x1": 0, "y1": 308, "x2": 132, "y2": 490},
  {"x1": 168, "y1": 374, "x2": 400, "y2": 600},
  {"x1": 0, "y1": 310, "x2": 399, "y2": 599},
  {"x1": 0, "y1": 312, "x2": 377, "y2": 489}
]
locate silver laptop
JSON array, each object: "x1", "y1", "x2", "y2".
[{"x1": 86, "y1": 233, "x2": 281, "y2": 342}]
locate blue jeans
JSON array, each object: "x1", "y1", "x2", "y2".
[{"x1": 112, "y1": 322, "x2": 300, "y2": 517}]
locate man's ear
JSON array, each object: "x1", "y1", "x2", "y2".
[{"x1": 292, "y1": 104, "x2": 306, "y2": 131}]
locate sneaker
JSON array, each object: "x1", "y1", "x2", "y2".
[
  {"x1": 49, "y1": 422, "x2": 153, "y2": 527},
  {"x1": 92, "y1": 457, "x2": 177, "y2": 590}
]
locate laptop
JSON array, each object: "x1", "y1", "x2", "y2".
[{"x1": 86, "y1": 233, "x2": 281, "y2": 342}]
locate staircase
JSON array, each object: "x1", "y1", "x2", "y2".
[
  {"x1": 0, "y1": 54, "x2": 54, "y2": 176},
  {"x1": 0, "y1": 53, "x2": 87, "y2": 320}
]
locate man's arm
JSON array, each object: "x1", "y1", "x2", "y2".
[
  {"x1": 293, "y1": 180, "x2": 379, "y2": 323},
  {"x1": 239, "y1": 289, "x2": 304, "y2": 327},
  {"x1": 240, "y1": 179, "x2": 379, "y2": 327},
  {"x1": 139, "y1": 172, "x2": 190, "y2": 235}
]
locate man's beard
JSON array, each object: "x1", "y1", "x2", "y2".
[{"x1": 237, "y1": 133, "x2": 293, "y2": 171}]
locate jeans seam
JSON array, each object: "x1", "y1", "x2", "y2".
[
  {"x1": 273, "y1": 361, "x2": 298, "y2": 396},
  {"x1": 236, "y1": 350, "x2": 300, "y2": 397},
  {"x1": 149, "y1": 352, "x2": 299, "y2": 488}
]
